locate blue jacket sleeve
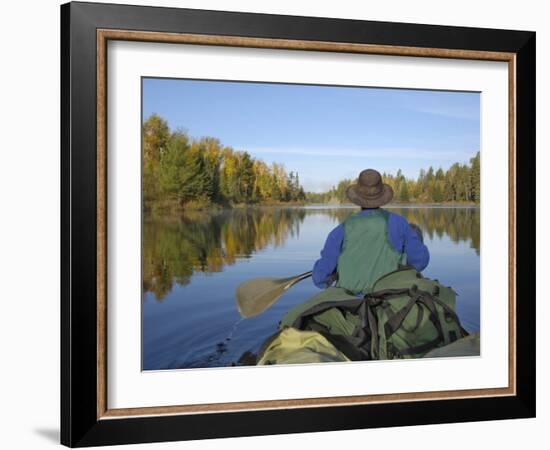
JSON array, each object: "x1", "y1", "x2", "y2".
[
  {"x1": 401, "y1": 219, "x2": 430, "y2": 272},
  {"x1": 312, "y1": 224, "x2": 344, "y2": 289}
]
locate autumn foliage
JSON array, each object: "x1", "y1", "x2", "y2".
[{"x1": 143, "y1": 114, "x2": 306, "y2": 211}]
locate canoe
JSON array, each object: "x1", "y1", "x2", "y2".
[
  {"x1": 423, "y1": 332, "x2": 480, "y2": 358},
  {"x1": 255, "y1": 329, "x2": 479, "y2": 365},
  {"x1": 247, "y1": 267, "x2": 476, "y2": 365}
]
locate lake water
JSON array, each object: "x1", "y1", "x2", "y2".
[{"x1": 142, "y1": 206, "x2": 480, "y2": 370}]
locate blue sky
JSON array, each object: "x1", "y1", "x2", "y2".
[{"x1": 142, "y1": 78, "x2": 480, "y2": 193}]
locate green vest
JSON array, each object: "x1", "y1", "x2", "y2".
[{"x1": 335, "y1": 209, "x2": 403, "y2": 295}]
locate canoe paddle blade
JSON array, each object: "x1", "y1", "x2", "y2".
[{"x1": 236, "y1": 271, "x2": 312, "y2": 318}]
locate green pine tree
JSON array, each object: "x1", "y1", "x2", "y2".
[{"x1": 399, "y1": 182, "x2": 410, "y2": 202}]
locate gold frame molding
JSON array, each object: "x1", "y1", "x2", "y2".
[{"x1": 96, "y1": 29, "x2": 516, "y2": 420}]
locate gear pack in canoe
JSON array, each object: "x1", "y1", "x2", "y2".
[{"x1": 253, "y1": 267, "x2": 476, "y2": 365}]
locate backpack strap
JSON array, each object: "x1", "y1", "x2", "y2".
[
  {"x1": 369, "y1": 285, "x2": 465, "y2": 356},
  {"x1": 380, "y1": 285, "x2": 422, "y2": 338},
  {"x1": 431, "y1": 295, "x2": 469, "y2": 338},
  {"x1": 317, "y1": 331, "x2": 370, "y2": 361}
]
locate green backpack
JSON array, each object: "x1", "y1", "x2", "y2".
[{"x1": 279, "y1": 268, "x2": 468, "y2": 360}]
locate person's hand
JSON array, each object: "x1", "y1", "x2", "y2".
[{"x1": 326, "y1": 271, "x2": 338, "y2": 287}]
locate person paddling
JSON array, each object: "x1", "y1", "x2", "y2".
[
  {"x1": 235, "y1": 168, "x2": 430, "y2": 318},
  {"x1": 312, "y1": 169, "x2": 430, "y2": 294},
  {"x1": 237, "y1": 169, "x2": 466, "y2": 364}
]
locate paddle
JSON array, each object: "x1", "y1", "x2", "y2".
[{"x1": 235, "y1": 271, "x2": 312, "y2": 318}]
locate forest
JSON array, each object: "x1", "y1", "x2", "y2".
[
  {"x1": 143, "y1": 114, "x2": 306, "y2": 211},
  {"x1": 143, "y1": 113, "x2": 480, "y2": 210},
  {"x1": 306, "y1": 152, "x2": 480, "y2": 205}
]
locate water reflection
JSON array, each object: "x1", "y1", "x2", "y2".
[
  {"x1": 143, "y1": 208, "x2": 305, "y2": 300},
  {"x1": 143, "y1": 206, "x2": 480, "y2": 301},
  {"x1": 390, "y1": 207, "x2": 480, "y2": 255}
]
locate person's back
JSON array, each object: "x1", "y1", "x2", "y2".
[
  {"x1": 336, "y1": 208, "x2": 404, "y2": 294},
  {"x1": 312, "y1": 169, "x2": 430, "y2": 294}
]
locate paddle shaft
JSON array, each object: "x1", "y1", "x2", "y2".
[{"x1": 283, "y1": 271, "x2": 313, "y2": 290}]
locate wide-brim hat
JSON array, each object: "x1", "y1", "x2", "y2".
[{"x1": 346, "y1": 169, "x2": 393, "y2": 208}]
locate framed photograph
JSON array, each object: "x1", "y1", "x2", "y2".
[{"x1": 61, "y1": 1, "x2": 535, "y2": 447}]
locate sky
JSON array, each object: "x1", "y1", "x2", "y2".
[{"x1": 142, "y1": 78, "x2": 480, "y2": 193}]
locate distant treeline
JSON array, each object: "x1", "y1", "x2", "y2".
[
  {"x1": 306, "y1": 152, "x2": 481, "y2": 205},
  {"x1": 143, "y1": 114, "x2": 306, "y2": 211}
]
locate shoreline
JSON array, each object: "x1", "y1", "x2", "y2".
[{"x1": 144, "y1": 201, "x2": 479, "y2": 215}]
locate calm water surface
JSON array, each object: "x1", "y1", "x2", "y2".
[{"x1": 142, "y1": 206, "x2": 480, "y2": 370}]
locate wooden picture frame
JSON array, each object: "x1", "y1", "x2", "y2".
[{"x1": 61, "y1": 1, "x2": 535, "y2": 447}]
